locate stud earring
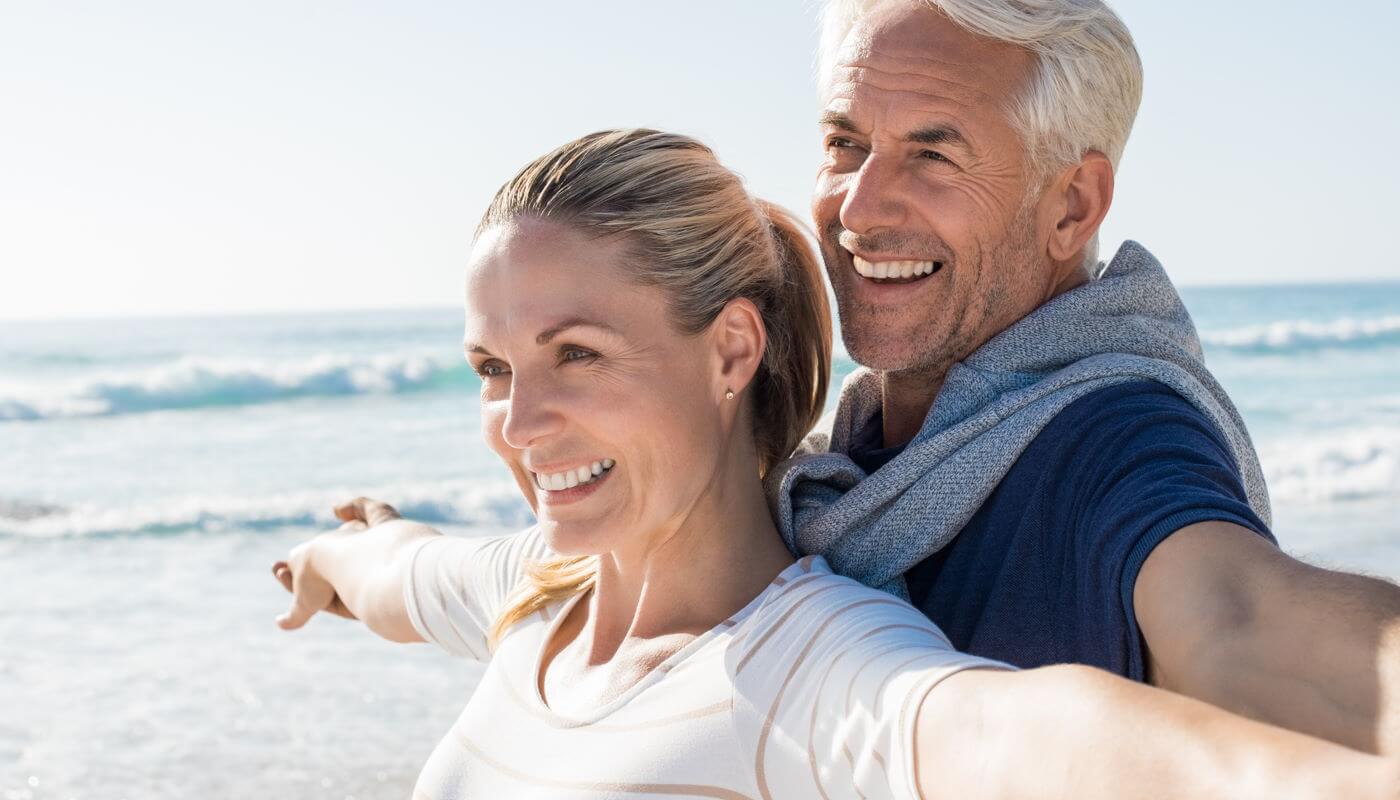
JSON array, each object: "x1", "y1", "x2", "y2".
[{"x1": 724, "y1": 389, "x2": 735, "y2": 400}]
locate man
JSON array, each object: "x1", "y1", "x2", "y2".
[{"x1": 769, "y1": 0, "x2": 1400, "y2": 757}]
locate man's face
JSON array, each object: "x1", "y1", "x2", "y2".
[{"x1": 813, "y1": 2, "x2": 1057, "y2": 376}]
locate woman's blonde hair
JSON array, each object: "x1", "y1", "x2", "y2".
[{"x1": 478, "y1": 129, "x2": 832, "y2": 644}]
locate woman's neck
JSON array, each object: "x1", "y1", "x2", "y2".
[{"x1": 579, "y1": 455, "x2": 795, "y2": 667}]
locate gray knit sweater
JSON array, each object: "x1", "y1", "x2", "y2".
[{"x1": 765, "y1": 241, "x2": 1271, "y2": 599}]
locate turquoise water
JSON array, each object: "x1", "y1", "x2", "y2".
[{"x1": 3, "y1": 281, "x2": 1399, "y2": 796}]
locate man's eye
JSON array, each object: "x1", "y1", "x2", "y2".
[
  {"x1": 920, "y1": 150, "x2": 951, "y2": 164},
  {"x1": 826, "y1": 136, "x2": 856, "y2": 149}
]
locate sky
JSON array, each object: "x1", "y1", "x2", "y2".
[{"x1": 2, "y1": 0, "x2": 1398, "y2": 321}]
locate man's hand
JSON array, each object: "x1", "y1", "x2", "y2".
[
  {"x1": 271, "y1": 497, "x2": 403, "y2": 629},
  {"x1": 1136, "y1": 520, "x2": 1400, "y2": 755}
]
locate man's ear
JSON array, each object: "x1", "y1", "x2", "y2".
[
  {"x1": 711, "y1": 297, "x2": 766, "y2": 400},
  {"x1": 1044, "y1": 151, "x2": 1115, "y2": 265}
]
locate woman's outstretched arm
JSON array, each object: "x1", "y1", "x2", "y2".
[
  {"x1": 272, "y1": 497, "x2": 442, "y2": 642},
  {"x1": 915, "y1": 663, "x2": 1396, "y2": 800}
]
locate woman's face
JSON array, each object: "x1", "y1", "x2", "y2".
[{"x1": 464, "y1": 217, "x2": 731, "y2": 557}]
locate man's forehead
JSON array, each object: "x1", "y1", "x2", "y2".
[{"x1": 824, "y1": 2, "x2": 1032, "y2": 106}]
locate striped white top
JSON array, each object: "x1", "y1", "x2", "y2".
[{"x1": 402, "y1": 529, "x2": 1007, "y2": 799}]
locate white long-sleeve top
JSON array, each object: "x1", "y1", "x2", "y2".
[{"x1": 402, "y1": 528, "x2": 1007, "y2": 799}]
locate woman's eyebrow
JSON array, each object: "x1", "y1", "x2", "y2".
[
  {"x1": 463, "y1": 318, "x2": 620, "y2": 356},
  {"x1": 534, "y1": 317, "x2": 620, "y2": 345}
]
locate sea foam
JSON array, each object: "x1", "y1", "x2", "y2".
[
  {"x1": 1201, "y1": 315, "x2": 1400, "y2": 354},
  {"x1": 0, "y1": 351, "x2": 471, "y2": 422},
  {"x1": 0, "y1": 480, "x2": 532, "y2": 539},
  {"x1": 1261, "y1": 427, "x2": 1400, "y2": 504}
]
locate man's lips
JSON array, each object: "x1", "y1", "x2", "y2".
[{"x1": 848, "y1": 252, "x2": 944, "y2": 285}]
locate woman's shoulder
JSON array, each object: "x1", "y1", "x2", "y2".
[{"x1": 737, "y1": 555, "x2": 954, "y2": 651}]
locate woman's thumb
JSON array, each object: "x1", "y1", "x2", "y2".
[{"x1": 276, "y1": 591, "x2": 320, "y2": 630}]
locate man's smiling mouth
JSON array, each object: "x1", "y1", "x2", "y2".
[{"x1": 851, "y1": 254, "x2": 943, "y2": 284}]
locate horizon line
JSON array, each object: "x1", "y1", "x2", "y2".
[{"x1": 4, "y1": 277, "x2": 1400, "y2": 325}]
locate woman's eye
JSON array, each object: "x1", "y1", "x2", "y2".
[
  {"x1": 560, "y1": 346, "x2": 596, "y2": 364},
  {"x1": 476, "y1": 361, "x2": 509, "y2": 378}
]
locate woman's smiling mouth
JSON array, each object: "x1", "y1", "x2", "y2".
[{"x1": 532, "y1": 459, "x2": 616, "y2": 503}]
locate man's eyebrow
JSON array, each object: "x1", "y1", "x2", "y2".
[
  {"x1": 818, "y1": 111, "x2": 861, "y2": 133},
  {"x1": 821, "y1": 112, "x2": 970, "y2": 150},
  {"x1": 907, "y1": 125, "x2": 969, "y2": 149}
]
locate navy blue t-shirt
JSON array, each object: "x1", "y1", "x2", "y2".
[{"x1": 849, "y1": 381, "x2": 1273, "y2": 682}]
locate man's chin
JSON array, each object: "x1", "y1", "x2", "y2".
[{"x1": 842, "y1": 335, "x2": 942, "y2": 374}]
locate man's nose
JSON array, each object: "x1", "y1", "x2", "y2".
[
  {"x1": 839, "y1": 156, "x2": 906, "y2": 236},
  {"x1": 500, "y1": 377, "x2": 565, "y2": 450}
]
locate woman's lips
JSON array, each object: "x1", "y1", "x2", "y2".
[{"x1": 534, "y1": 461, "x2": 615, "y2": 505}]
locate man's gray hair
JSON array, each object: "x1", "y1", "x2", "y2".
[{"x1": 819, "y1": 0, "x2": 1144, "y2": 175}]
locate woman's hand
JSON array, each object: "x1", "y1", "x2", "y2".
[{"x1": 270, "y1": 497, "x2": 403, "y2": 630}]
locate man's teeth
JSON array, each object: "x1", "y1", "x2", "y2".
[
  {"x1": 852, "y1": 256, "x2": 937, "y2": 280},
  {"x1": 535, "y1": 458, "x2": 615, "y2": 491}
]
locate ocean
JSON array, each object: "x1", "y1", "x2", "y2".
[{"x1": 4, "y1": 281, "x2": 1399, "y2": 798}]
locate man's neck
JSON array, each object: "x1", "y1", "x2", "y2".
[
  {"x1": 877, "y1": 259, "x2": 1092, "y2": 449},
  {"x1": 880, "y1": 365, "x2": 946, "y2": 448}
]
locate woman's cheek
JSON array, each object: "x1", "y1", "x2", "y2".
[{"x1": 480, "y1": 404, "x2": 510, "y2": 459}]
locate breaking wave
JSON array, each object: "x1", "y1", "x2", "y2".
[
  {"x1": 0, "y1": 480, "x2": 533, "y2": 540},
  {"x1": 1201, "y1": 315, "x2": 1400, "y2": 354},
  {"x1": 0, "y1": 351, "x2": 473, "y2": 422},
  {"x1": 1261, "y1": 426, "x2": 1400, "y2": 504}
]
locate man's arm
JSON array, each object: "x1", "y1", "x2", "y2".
[
  {"x1": 1136, "y1": 520, "x2": 1400, "y2": 755},
  {"x1": 915, "y1": 664, "x2": 1394, "y2": 800}
]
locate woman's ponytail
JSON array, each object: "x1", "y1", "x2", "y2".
[{"x1": 750, "y1": 199, "x2": 832, "y2": 476}]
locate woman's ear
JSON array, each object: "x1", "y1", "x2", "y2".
[{"x1": 710, "y1": 297, "x2": 766, "y2": 400}]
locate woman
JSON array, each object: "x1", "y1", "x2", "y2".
[{"x1": 272, "y1": 129, "x2": 1393, "y2": 799}]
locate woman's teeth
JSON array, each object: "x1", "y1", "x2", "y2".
[
  {"x1": 852, "y1": 256, "x2": 938, "y2": 280},
  {"x1": 535, "y1": 458, "x2": 615, "y2": 491}
]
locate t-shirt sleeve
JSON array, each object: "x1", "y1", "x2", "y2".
[
  {"x1": 1066, "y1": 383, "x2": 1275, "y2": 679},
  {"x1": 733, "y1": 575, "x2": 1011, "y2": 800},
  {"x1": 401, "y1": 526, "x2": 552, "y2": 660}
]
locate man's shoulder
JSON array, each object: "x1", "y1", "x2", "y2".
[
  {"x1": 1028, "y1": 379, "x2": 1231, "y2": 460},
  {"x1": 1047, "y1": 379, "x2": 1203, "y2": 424}
]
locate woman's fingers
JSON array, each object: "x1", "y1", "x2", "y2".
[
  {"x1": 272, "y1": 560, "x2": 293, "y2": 593},
  {"x1": 333, "y1": 502, "x2": 363, "y2": 523},
  {"x1": 276, "y1": 568, "x2": 331, "y2": 630},
  {"x1": 333, "y1": 496, "x2": 402, "y2": 527},
  {"x1": 274, "y1": 505, "x2": 388, "y2": 630}
]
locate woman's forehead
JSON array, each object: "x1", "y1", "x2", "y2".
[
  {"x1": 464, "y1": 224, "x2": 666, "y2": 346},
  {"x1": 468, "y1": 221, "x2": 631, "y2": 301}
]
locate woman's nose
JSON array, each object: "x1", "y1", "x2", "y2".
[{"x1": 499, "y1": 378, "x2": 566, "y2": 449}]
